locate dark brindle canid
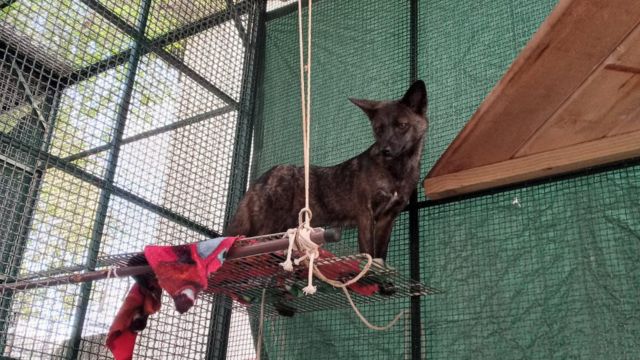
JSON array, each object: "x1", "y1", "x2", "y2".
[{"x1": 226, "y1": 80, "x2": 428, "y2": 260}]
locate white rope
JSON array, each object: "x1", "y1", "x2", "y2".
[
  {"x1": 341, "y1": 287, "x2": 406, "y2": 331},
  {"x1": 313, "y1": 255, "x2": 405, "y2": 331},
  {"x1": 98, "y1": 267, "x2": 119, "y2": 313},
  {"x1": 280, "y1": 219, "x2": 318, "y2": 295},
  {"x1": 312, "y1": 253, "x2": 373, "y2": 288},
  {"x1": 278, "y1": 0, "x2": 403, "y2": 331},
  {"x1": 296, "y1": 0, "x2": 313, "y2": 227},
  {"x1": 304, "y1": 0, "x2": 312, "y2": 225},
  {"x1": 280, "y1": 232, "x2": 404, "y2": 330}
]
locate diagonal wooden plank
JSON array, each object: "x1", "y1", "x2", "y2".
[
  {"x1": 424, "y1": 131, "x2": 640, "y2": 200},
  {"x1": 515, "y1": 22, "x2": 640, "y2": 156},
  {"x1": 427, "y1": 0, "x2": 640, "y2": 178}
]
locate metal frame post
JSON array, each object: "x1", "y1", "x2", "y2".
[
  {"x1": 408, "y1": 0, "x2": 423, "y2": 359},
  {"x1": 64, "y1": 0, "x2": 152, "y2": 358},
  {"x1": 60, "y1": 1, "x2": 252, "y2": 90},
  {"x1": 0, "y1": 132, "x2": 220, "y2": 238},
  {"x1": 206, "y1": 1, "x2": 266, "y2": 359},
  {"x1": 0, "y1": 86, "x2": 61, "y2": 357}
]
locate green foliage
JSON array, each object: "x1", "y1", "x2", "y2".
[
  {"x1": 0, "y1": 103, "x2": 33, "y2": 134},
  {"x1": 1, "y1": 0, "x2": 132, "y2": 68},
  {"x1": 146, "y1": 0, "x2": 227, "y2": 38}
]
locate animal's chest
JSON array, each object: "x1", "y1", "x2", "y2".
[{"x1": 370, "y1": 181, "x2": 410, "y2": 218}]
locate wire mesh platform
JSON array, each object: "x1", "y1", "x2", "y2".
[
  {"x1": 0, "y1": 232, "x2": 440, "y2": 319},
  {"x1": 205, "y1": 253, "x2": 439, "y2": 318}
]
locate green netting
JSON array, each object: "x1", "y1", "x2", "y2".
[
  {"x1": 254, "y1": 0, "x2": 411, "y2": 176},
  {"x1": 423, "y1": 166, "x2": 640, "y2": 358},
  {"x1": 253, "y1": 0, "x2": 640, "y2": 359},
  {"x1": 258, "y1": 213, "x2": 413, "y2": 359},
  {"x1": 420, "y1": 0, "x2": 558, "y2": 171},
  {"x1": 253, "y1": 2, "x2": 414, "y2": 358}
]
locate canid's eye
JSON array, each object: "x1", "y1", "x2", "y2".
[
  {"x1": 374, "y1": 126, "x2": 383, "y2": 134},
  {"x1": 397, "y1": 122, "x2": 409, "y2": 130}
]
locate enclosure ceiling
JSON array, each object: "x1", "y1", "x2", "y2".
[{"x1": 424, "y1": 0, "x2": 640, "y2": 200}]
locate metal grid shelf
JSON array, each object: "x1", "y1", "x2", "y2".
[
  {"x1": 0, "y1": 233, "x2": 440, "y2": 320},
  {"x1": 204, "y1": 253, "x2": 439, "y2": 319}
]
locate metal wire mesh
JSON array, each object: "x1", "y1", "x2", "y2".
[
  {"x1": 1, "y1": 231, "x2": 437, "y2": 319},
  {"x1": 247, "y1": 0, "x2": 638, "y2": 359},
  {"x1": 421, "y1": 165, "x2": 640, "y2": 359},
  {"x1": 0, "y1": 0, "x2": 263, "y2": 358},
  {"x1": 248, "y1": 2, "x2": 421, "y2": 358},
  {"x1": 3, "y1": 0, "x2": 640, "y2": 359}
]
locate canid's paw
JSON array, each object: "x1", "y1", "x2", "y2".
[
  {"x1": 274, "y1": 302, "x2": 296, "y2": 317},
  {"x1": 378, "y1": 282, "x2": 397, "y2": 296}
]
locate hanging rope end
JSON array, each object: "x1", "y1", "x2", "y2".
[
  {"x1": 293, "y1": 253, "x2": 308, "y2": 266},
  {"x1": 302, "y1": 285, "x2": 317, "y2": 295},
  {"x1": 280, "y1": 259, "x2": 294, "y2": 272}
]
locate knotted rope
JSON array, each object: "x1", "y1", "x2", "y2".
[{"x1": 274, "y1": 0, "x2": 405, "y2": 331}]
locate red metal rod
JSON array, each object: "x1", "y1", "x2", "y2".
[{"x1": 0, "y1": 228, "x2": 339, "y2": 291}]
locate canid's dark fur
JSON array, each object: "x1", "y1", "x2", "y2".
[{"x1": 225, "y1": 81, "x2": 428, "y2": 260}]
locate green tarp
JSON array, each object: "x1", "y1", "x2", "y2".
[{"x1": 254, "y1": 1, "x2": 640, "y2": 358}]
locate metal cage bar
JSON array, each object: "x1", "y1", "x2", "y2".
[
  {"x1": 0, "y1": 132, "x2": 220, "y2": 238},
  {"x1": 76, "y1": 0, "x2": 238, "y2": 108},
  {"x1": 207, "y1": 2, "x2": 267, "y2": 359},
  {"x1": 0, "y1": 56, "x2": 62, "y2": 356},
  {"x1": 64, "y1": 1, "x2": 154, "y2": 357},
  {"x1": 57, "y1": 105, "x2": 235, "y2": 165},
  {"x1": 408, "y1": 2, "x2": 423, "y2": 359},
  {"x1": 59, "y1": 1, "x2": 252, "y2": 90}
]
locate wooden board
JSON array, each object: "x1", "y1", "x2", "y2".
[
  {"x1": 426, "y1": 131, "x2": 640, "y2": 200},
  {"x1": 516, "y1": 23, "x2": 640, "y2": 156},
  {"x1": 424, "y1": 0, "x2": 640, "y2": 200}
]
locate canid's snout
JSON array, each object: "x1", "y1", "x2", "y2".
[{"x1": 381, "y1": 147, "x2": 392, "y2": 157}]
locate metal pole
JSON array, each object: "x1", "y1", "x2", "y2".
[
  {"x1": 64, "y1": 0, "x2": 152, "y2": 358},
  {"x1": 408, "y1": 0, "x2": 423, "y2": 359},
  {"x1": 225, "y1": 0, "x2": 248, "y2": 48},
  {"x1": 0, "y1": 85, "x2": 61, "y2": 357},
  {"x1": 206, "y1": 1, "x2": 267, "y2": 359},
  {"x1": 78, "y1": 0, "x2": 238, "y2": 108},
  {"x1": 60, "y1": 1, "x2": 252, "y2": 88},
  {"x1": 0, "y1": 228, "x2": 338, "y2": 292},
  {"x1": 59, "y1": 105, "x2": 235, "y2": 165}
]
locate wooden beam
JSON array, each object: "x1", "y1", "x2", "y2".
[
  {"x1": 424, "y1": 131, "x2": 640, "y2": 200},
  {"x1": 515, "y1": 70, "x2": 640, "y2": 156},
  {"x1": 515, "y1": 22, "x2": 640, "y2": 156},
  {"x1": 427, "y1": 0, "x2": 640, "y2": 177},
  {"x1": 609, "y1": 104, "x2": 640, "y2": 136}
]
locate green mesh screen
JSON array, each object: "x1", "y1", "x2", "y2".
[
  {"x1": 247, "y1": 0, "x2": 640, "y2": 359},
  {"x1": 248, "y1": 2, "x2": 413, "y2": 358},
  {"x1": 253, "y1": 1, "x2": 411, "y2": 175},
  {"x1": 420, "y1": 0, "x2": 558, "y2": 170},
  {"x1": 422, "y1": 165, "x2": 640, "y2": 359}
]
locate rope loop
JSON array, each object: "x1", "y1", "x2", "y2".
[
  {"x1": 298, "y1": 207, "x2": 313, "y2": 228},
  {"x1": 272, "y1": 0, "x2": 403, "y2": 332}
]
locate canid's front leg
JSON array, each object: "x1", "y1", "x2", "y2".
[
  {"x1": 373, "y1": 215, "x2": 396, "y2": 260},
  {"x1": 372, "y1": 192, "x2": 405, "y2": 260},
  {"x1": 356, "y1": 211, "x2": 375, "y2": 256}
]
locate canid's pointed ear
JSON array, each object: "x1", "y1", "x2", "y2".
[
  {"x1": 349, "y1": 98, "x2": 379, "y2": 119},
  {"x1": 400, "y1": 80, "x2": 427, "y2": 116}
]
